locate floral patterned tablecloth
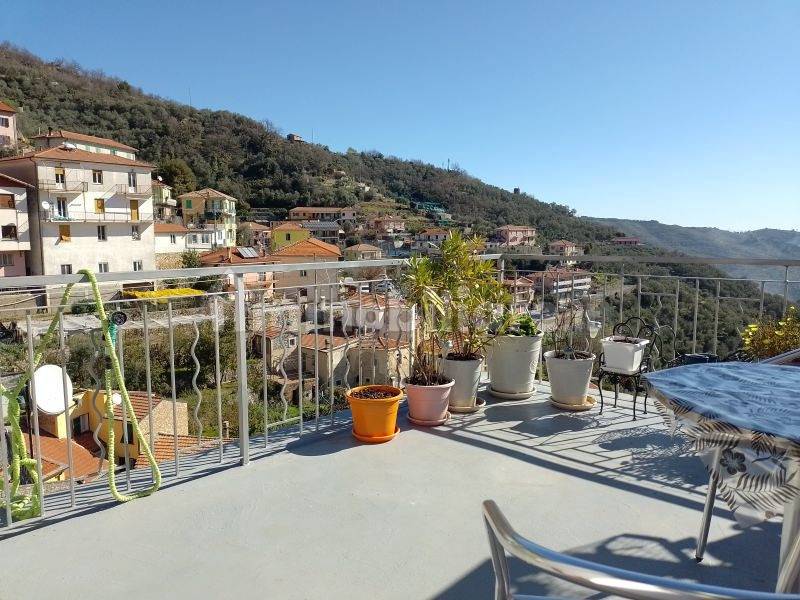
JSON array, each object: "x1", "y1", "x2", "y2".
[{"x1": 644, "y1": 362, "x2": 800, "y2": 525}]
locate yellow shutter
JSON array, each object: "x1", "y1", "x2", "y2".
[
  {"x1": 59, "y1": 225, "x2": 71, "y2": 241},
  {"x1": 95, "y1": 198, "x2": 105, "y2": 213}
]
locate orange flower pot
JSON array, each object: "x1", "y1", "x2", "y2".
[{"x1": 347, "y1": 385, "x2": 403, "y2": 443}]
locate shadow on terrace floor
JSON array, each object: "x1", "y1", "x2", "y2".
[{"x1": 435, "y1": 521, "x2": 781, "y2": 599}]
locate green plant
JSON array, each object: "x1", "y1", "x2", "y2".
[
  {"x1": 400, "y1": 255, "x2": 448, "y2": 385},
  {"x1": 503, "y1": 313, "x2": 540, "y2": 337},
  {"x1": 438, "y1": 232, "x2": 509, "y2": 359},
  {"x1": 742, "y1": 306, "x2": 800, "y2": 359}
]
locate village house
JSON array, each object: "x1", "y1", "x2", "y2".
[
  {"x1": 152, "y1": 178, "x2": 177, "y2": 222},
  {"x1": 369, "y1": 215, "x2": 405, "y2": 235},
  {"x1": 0, "y1": 173, "x2": 32, "y2": 277},
  {"x1": 548, "y1": 239, "x2": 582, "y2": 265},
  {"x1": 179, "y1": 188, "x2": 238, "y2": 250},
  {"x1": 269, "y1": 237, "x2": 342, "y2": 300},
  {"x1": 270, "y1": 221, "x2": 309, "y2": 251},
  {"x1": 494, "y1": 224, "x2": 537, "y2": 247},
  {"x1": 198, "y1": 246, "x2": 275, "y2": 293},
  {"x1": 529, "y1": 267, "x2": 592, "y2": 299},
  {"x1": 288, "y1": 206, "x2": 356, "y2": 223},
  {"x1": 502, "y1": 276, "x2": 537, "y2": 312},
  {"x1": 411, "y1": 228, "x2": 449, "y2": 254},
  {"x1": 300, "y1": 220, "x2": 345, "y2": 246},
  {"x1": 344, "y1": 243, "x2": 382, "y2": 261},
  {"x1": 0, "y1": 100, "x2": 19, "y2": 149},
  {"x1": 612, "y1": 236, "x2": 641, "y2": 246},
  {"x1": 239, "y1": 221, "x2": 271, "y2": 250},
  {"x1": 153, "y1": 222, "x2": 189, "y2": 269}
]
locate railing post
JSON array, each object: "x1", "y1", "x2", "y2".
[
  {"x1": 713, "y1": 280, "x2": 721, "y2": 356},
  {"x1": 692, "y1": 278, "x2": 700, "y2": 353},
  {"x1": 759, "y1": 281, "x2": 766, "y2": 320},
  {"x1": 636, "y1": 276, "x2": 642, "y2": 319},
  {"x1": 234, "y1": 273, "x2": 250, "y2": 466},
  {"x1": 673, "y1": 278, "x2": 680, "y2": 360},
  {"x1": 783, "y1": 265, "x2": 790, "y2": 316},
  {"x1": 619, "y1": 264, "x2": 625, "y2": 323}
]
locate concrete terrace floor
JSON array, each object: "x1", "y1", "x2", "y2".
[{"x1": 0, "y1": 383, "x2": 785, "y2": 600}]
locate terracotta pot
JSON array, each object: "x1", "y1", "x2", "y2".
[
  {"x1": 406, "y1": 379, "x2": 454, "y2": 426},
  {"x1": 544, "y1": 350, "x2": 595, "y2": 405},
  {"x1": 442, "y1": 357, "x2": 483, "y2": 409},
  {"x1": 487, "y1": 333, "x2": 543, "y2": 399},
  {"x1": 347, "y1": 385, "x2": 403, "y2": 443}
]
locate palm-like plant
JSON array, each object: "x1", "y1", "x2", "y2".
[
  {"x1": 438, "y1": 232, "x2": 510, "y2": 360},
  {"x1": 401, "y1": 255, "x2": 448, "y2": 385}
]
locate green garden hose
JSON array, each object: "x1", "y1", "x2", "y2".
[{"x1": 1, "y1": 269, "x2": 161, "y2": 521}]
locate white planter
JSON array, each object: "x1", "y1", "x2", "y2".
[
  {"x1": 441, "y1": 357, "x2": 483, "y2": 409},
  {"x1": 544, "y1": 350, "x2": 595, "y2": 405},
  {"x1": 601, "y1": 336, "x2": 650, "y2": 374},
  {"x1": 487, "y1": 333, "x2": 543, "y2": 399}
]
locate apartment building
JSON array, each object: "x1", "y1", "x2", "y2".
[
  {"x1": 179, "y1": 188, "x2": 237, "y2": 249},
  {"x1": 269, "y1": 238, "x2": 341, "y2": 300},
  {"x1": 0, "y1": 101, "x2": 18, "y2": 149},
  {"x1": 548, "y1": 239, "x2": 582, "y2": 265},
  {"x1": 288, "y1": 206, "x2": 356, "y2": 222},
  {"x1": 0, "y1": 141, "x2": 156, "y2": 285},
  {"x1": 502, "y1": 276, "x2": 536, "y2": 312},
  {"x1": 494, "y1": 224, "x2": 537, "y2": 247},
  {"x1": 530, "y1": 267, "x2": 592, "y2": 298},
  {"x1": 0, "y1": 173, "x2": 32, "y2": 276}
]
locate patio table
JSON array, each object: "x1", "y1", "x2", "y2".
[{"x1": 644, "y1": 362, "x2": 800, "y2": 593}]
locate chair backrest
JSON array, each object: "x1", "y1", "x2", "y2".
[{"x1": 482, "y1": 500, "x2": 800, "y2": 600}]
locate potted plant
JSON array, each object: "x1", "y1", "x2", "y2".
[
  {"x1": 543, "y1": 301, "x2": 596, "y2": 409},
  {"x1": 600, "y1": 334, "x2": 650, "y2": 374},
  {"x1": 346, "y1": 384, "x2": 403, "y2": 443},
  {"x1": 437, "y1": 233, "x2": 509, "y2": 413},
  {"x1": 401, "y1": 255, "x2": 454, "y2": 426},
  {"x1": 487, "y1": 313, "x2": 544, "y2": 399}
]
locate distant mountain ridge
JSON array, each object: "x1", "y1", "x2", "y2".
[{"x1": 586, "y1": 217, "x2": 800, "y2": 300}]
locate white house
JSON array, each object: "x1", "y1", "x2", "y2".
[
  {"x1": 0, "y1": 173, "x2": 32, "y2": 277},
  {"x1": 0, "y1": 137, "x2": 156, "y2": 301},
  {"x1": 154, "y1": 222, "x2": 188, "y2": 269}
]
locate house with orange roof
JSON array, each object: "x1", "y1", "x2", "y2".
[
  {"x1": 33, "y1": 389, "x2": 189, "y2": 471},
  {"x1": 0, "y1": 100, "x2": 18, "y2": 149},
  {"x1": 411, "y1": 228, "x2": 449, "y2": 254},
  {"x1": 179, "y1": 188, "x2": 238, "y2": 250},
  {"x1": 269, "y1": 237, "x2": 342, "y2": 301},
  {"x1": 0, "y1": 139, "x2": 156, "y2": 300},
  {"x1": 288, "y1": 206, "x2": 356, "y2": 223},
  {"x1": 198, "y1": 245, "x2": 275, "y2": 293},
  {"x1": 344, "y1": 243, "x2": 382, "y2": 261},
  {"x1": 270, "y1": 221, "x2": 310, "y2": 251}
]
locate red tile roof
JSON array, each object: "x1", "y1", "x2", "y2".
[
  {"x1": 0, "y1": 100, "x2": 17, "y2": 113},
  {"x1": 0, "y1": 173, "x2": 32, "y2": 188},
  {"x1": 199, "y1": 247, "x2": 271, "y2": 266},
  {"x1": 154, "y1": 222, "x2": 188, "y2": 234},
  {"x1": 0, "y1": 146, "x2": 153, "y2": 168},
  {"x1": 345, "y1": 243, "x2": 381, "y2": 252},
  {"x1": 105, "y1": 390, "x2": 164, "y2": 422},
  {"x1": 22, "y1": 432, "x2": 108, "y2": 482},
  {"x1": 135, "y1": 434, "x2": 229, "y2": 468},
  {"x1": 289, "y1": 206, "x2": 350, "y2": 214},
  {"x1": 271, "y1": 237, "x2": 341, "y2": 258},
  {"x1": 272, "y1": 221, "x2": 304, "y2": 231},
  {"x1": 178, "y1": 188, "x2": 237, "y2": 202},
  {"x1": 31, "y1": 129, "x2": 137, "y2": 152}
]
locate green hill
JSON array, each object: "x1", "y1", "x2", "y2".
[
  {"x1": 0, "y1": 43, "x2": 615, "y2": 243},
  {"x1": 587, "y1": 217, "x2": 800, "y2": 300}
]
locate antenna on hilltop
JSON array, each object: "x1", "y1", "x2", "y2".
[{"x1": 188, "y1": 86, "x2": 192, "y2": 108}]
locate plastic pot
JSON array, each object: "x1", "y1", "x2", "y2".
[
  {"x1": 406, "y1": 379, "x2": 454, "y2": 426},
  {"x1": 600, "y1": 336, "x2": 649, "y2": 374},
  {"x1": 442, "y1": 356, "x2": 483, "y2": 410},
  {"x1": 487, "y1": 333, "x2": 543, "y2": 399},
  {"x1": 347, "y1": 385, "x2": 403, "y2": 443},
  {"x1": 544, "y1": 350, "x2": 595, "y2": 405}
]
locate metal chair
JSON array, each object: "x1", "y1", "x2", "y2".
[
  {"x1": 597, "y1": 317, "x2": 662, "y2": 420},
  {"x1": 483, "y1": 499, "x2": 800, "y2": 599}
]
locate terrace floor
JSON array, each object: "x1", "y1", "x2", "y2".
[{"x1": 1, "y1": 383, "x2": 785, "y2": 599}]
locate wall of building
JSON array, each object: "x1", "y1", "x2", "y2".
[
  {"x1": 155, "y1": 232, "x2": 186, "y2": 255},
  {"x1": 0, "y1": 111, "x2": 17, "y2": 147}
]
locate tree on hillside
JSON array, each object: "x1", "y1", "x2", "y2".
[{"x1": 158, "y1": 158, "x2": 197, "y2": 196}]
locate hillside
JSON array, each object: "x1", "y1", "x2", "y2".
[
  {"x1": 0, "y1": 43, "x2": 615, "y2": 243},
  {"x1": 587, "y1": 217, "x2": 800, "y2": 300}
]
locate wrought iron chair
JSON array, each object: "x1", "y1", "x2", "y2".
[
  {"x1": 483, "y1": 499, "x2": 800, "y2": 599},
  {"x1": 597, "y1": 317, "x2": 663, "y2": 420}
]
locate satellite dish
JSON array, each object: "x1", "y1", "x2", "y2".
[
  {"x1": 31, "y1": 364, "x2": 73, "y2": 415},
  {"x1": 41, "y1": 200, "x2": 51, "y2": 211},
  {"x1": 157, "y1": 175, "x2": 163, "y2": 182},
  {"x1": 111, "y1": 392, "x2": 122, "y2": 406},
  {"x1": 62, "y1": 142, "x2": 77, "y2": 150}
]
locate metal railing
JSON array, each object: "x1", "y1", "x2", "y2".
[
  {"x1": 114, "y1": 183, "x2": 152, "y2": 196},
  {"x1": 0, "y1": 254, "x2": 797, "y2": 534},
  {"x1": 45, "y1": 210, "x2": 154, "y2": 223},
  {"x1": 37, "y1": 180, "x2": 88, "y2": 193}
]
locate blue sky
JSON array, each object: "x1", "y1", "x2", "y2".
[{"x1": 4, "y1": 1, "x2": 798, "y2": 230}]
